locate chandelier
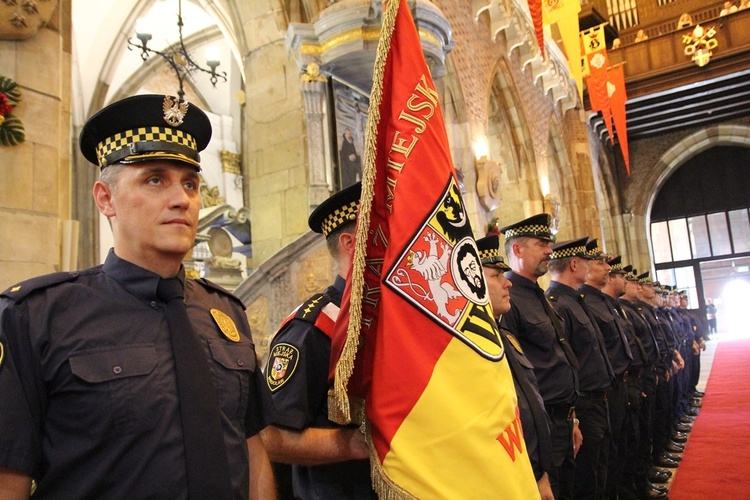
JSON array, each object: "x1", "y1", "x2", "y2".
[{"x1": 127, "y1": 0, "x2": 227, "y2": 99}]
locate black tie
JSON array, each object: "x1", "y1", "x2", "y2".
[
  {"x1": 157, "y1": 278, "x2": 232, "y2": 498},
  {"x1": 535, "y1": 286, "x2": 580, "y2": 372}
]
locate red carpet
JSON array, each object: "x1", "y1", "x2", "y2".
[{"x1": 670, "y1": 338, "x2": 750, "y2": 498}]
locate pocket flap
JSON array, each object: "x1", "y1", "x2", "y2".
[
  {"x1": 69, "y1": 344, "x2": 158, "y2": 383},
  {"x1": 208, "y1": 339, "x2": 256, "y2": 372}
]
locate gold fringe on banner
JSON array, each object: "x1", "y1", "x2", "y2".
[{"x1": 329, "y1": 0, "x2": 400, "y2": 425}]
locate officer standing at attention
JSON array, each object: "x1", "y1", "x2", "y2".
[
  {"x1": 499, "y1": 214, "x2": 580, "y2": 500},
  {"x1": 578, "y1": 244, "x2": 632, "y2": 499},
  {"x1": 476, "y1": 234, "x2": 554, "y2": 500},
  {"x1": 546, "y1": 237, "x2": 614, "y2": 500},
  {"x1": 260, "y1": 183, "x2": 372, "y2": 500},
  {"x1": 0, "y1": 94, "x2": 274, "y2": 499}
]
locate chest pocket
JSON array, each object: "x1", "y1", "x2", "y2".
[
  {"x1": 523, "y1": 309, "x2": 556, "y2": 348},
  {"x1": 68, "y1": 344, "x2": 164, "y2": 435},
  {"x1": 208, "y1": 338, "x2": 256, "y2": 420}
]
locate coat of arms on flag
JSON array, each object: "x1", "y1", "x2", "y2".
[{"x1": 385, "y1": 178, "x2": 503, "y2": 360}]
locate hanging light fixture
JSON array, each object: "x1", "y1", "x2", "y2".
[{"x1": 127, "y1": 0, "x2": 227, "y2": 99}]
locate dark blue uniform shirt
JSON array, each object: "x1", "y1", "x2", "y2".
[
  {"x1": 501, "y1": 272, "x2": 576, "y2": 406},
  {"x1": 579, "y1": 284, "x2": 633, "y2": 376},
  {"x1": 620, "y1": 299, "x2": 660, "y2": 368},
  {"x1": 0, "y1": 250, "x2": 266, "y2": 498},
  {"x1": 264, "y1": 276, "x2": 373, "y2": 500},
  {"x1": 547, "y1": 282, "x2": 613, "y2": 393}
]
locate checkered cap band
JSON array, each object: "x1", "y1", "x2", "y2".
[
  {"x1": 320, "y1": 201, "x2": 358, "y2": 237},
  {"x1": 479, "y1": 247, "x2": 501, "y2": 262},
  {"x1": 550, "y1": 245, "x2": 587, "y2": 260},
  {"x1": 639, "y1": 277, "x2": 653, "y2": 285},
  {"x1": 95, "y1": 127, "x2": 197, "y2": 167},
  {"x1": 586, "y1": 245, "x2": 604, "y2": 259},
  {"x1": 503, "y1": 224, "x2": 553, "y2": 240},
  {"x1": 625, "y1": 271, "x2": 638, "y2": 281},
  {"x1": 609, "y1": 262, "x2": 623, "y2": 272}
]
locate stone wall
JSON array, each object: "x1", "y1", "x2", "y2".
[{"x1": 0, "y1": 0, "x2": 71, "y2": 291}]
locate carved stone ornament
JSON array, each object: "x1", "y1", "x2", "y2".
[
  {"x1": 475, "y1": 156, "x2": 503, "y2": 212},
  {"x1": 0, "y1": 0, "x2": 56, "y2": 40}
]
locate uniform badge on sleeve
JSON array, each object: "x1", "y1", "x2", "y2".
[
  {"x1": 265, "y1": 343, "x2": 299, "y2": 392},
  {"x1": 210, "y1": 309, "x2": 240, "y2": 342}
]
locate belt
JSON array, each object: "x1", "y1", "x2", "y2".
[
  {"x1": 616, "y1": 371, "x2": 629, "y2": 382},
  {"x1": 545, "y1": 404, "x2": 576, "y2": 420},
  {"x1": 631, "y1": 367, "x2": 645, "y2": 378},
  {"x1": 579, "y1": 391, "x2": 609, "y2": 401}
]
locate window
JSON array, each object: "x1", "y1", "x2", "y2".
[
  {"x1": 707, "y1": 212, "x2": 732, "y2": 255},
  {"x1": 668, "y1": 218, "x2": 691, "y2": 261},
  {"x1": 652, "y1": 221, "x2": 672, "y2": 263},
  {"x1": 688, "y1": 216, "x2": 711, "y2": 258},
  {"x1": 729, "y1": 209, "x2": 750, "y2": 253}
]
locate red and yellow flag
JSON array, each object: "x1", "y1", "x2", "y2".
[
  {"x1": 543, "y1": 0, "x2": 583, "y2": 101},
  {"x1": 328, "y1": 0, "x2": 539, "y2": 497},
  {"x1": 607, "y1": 63, "x2": 631, "y2": 174},
  {"x1": 582, "y1": 24, "x2": 614, "y2": 143}
]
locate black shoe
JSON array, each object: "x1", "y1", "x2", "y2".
[
  {"x1": 663, "y1": 452, "x2": 683, "y2": 462},
  {"x1": 675, "y1": 423, "x2": 692, "y2": 432},
  {"x1": 642, "y1": 486, "x2": 669, "y2": 499},
  {"x1": 679, "y1": 415, "x2": 695, "y2": 424},
  {"x1": 666, "y1": 442, "x2": 685, "y2": 453},
  {"x1": 687, "y1": 408, "x2": 700, "y2": 416},
  {"x1": 650, "y1": 470, "x2": 671, "y2": 483},
  {"x1": 652, "y1": 466, "x2": 674, "y2": 476},
  {"x1": 693, "y1": 390, "x2": 705, "y2": 397},
  {"x1": 691, "y1": 400, "x2": 703, "y2": 408},
  {"x1": 654, "y1": 456, "x2": 679, "y2": 468},
  {"x1": 649, "y1": 482, "x2": 669, "y2": 492},
  {"x1": 672, "y1": 432, "x2": 689, "y2": 442}
]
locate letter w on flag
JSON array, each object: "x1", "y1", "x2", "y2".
[{"x1": 327, "y1": 0, "x2": 538, "y2": 497}]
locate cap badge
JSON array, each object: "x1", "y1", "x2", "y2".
[
  {"x1": 162, "y1": 95, "x2": 189, "y2": 127},
  {"x1": 210, "y1": 308, "x2": 240, "y2": 342}
]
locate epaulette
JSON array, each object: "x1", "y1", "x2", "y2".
[
  {"x1": 1, "y1": 272, "x2": 79, "y2": 303},
  {"x1": 293, "y1": 293, "x2": 331, "y2": 323},
  {"x1": 194, "y1": 278, "x2": 245, "y2": 309}
]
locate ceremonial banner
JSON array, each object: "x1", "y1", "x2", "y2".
[
  {"x1": 607, "y1": 63, "x2": 631, "y2": 174},
  {"x1": 328, "y1": 0, "x2": 539, "y2": 497},
  {"x1": 582, "y1": 24, "x2": 613, "y2": 142},
  {"x1": 543, "y1": 0, "x2": 583, "y2": 102}
]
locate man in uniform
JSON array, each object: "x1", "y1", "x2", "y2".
[
  {"x1": 477, "y1": 234, "x2": 554, "y2": 500},
  {"x1": 0, "y1": 94, "x2": 274, "y2": 498},
  {"x1": 260, "y1": 183, "x2": 372, "y2": 499},
  {"x1": 546, "y1": 237, "x2": 614, "y2": 499},
  {"x1": 619, "y1": 266, "x2": 668, "y2": 498},
  {"x1": 499, "y1": 214, "x2": 580, "y2": 500}
]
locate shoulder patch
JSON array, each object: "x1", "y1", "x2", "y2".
[
  {"x1": 265, "y1": 342, "x2": 300, "y2": 392},
  {"x1": 195, "y1": 278, "x2": 245, "y2": 309},
  {"x1": 210, "y1": 308, "x2": 241, "y2": 342},
  {"x1": 1, "y1": 272, "x2": 79, "y2": 302}
]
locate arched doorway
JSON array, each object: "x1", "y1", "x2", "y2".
[{"x1": 649, "y1": 145, "x2": 750, "y2": 337}]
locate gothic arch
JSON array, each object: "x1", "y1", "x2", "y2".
[{"x1": 547, "y1": 118, "x2": 579, "y2": 239}]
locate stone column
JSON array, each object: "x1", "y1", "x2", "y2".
[{"x1": 300, "y1": 65, "x2": 330, "y2": 211}]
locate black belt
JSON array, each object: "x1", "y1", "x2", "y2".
[
  {"x1": 545, "y1": 404, "x2": 576, "y2": 420},
  {"x1": 616, "y1": 371, "x2": 629, "y2": 382},
  {"x1": 631, "y1": 367, "x2": 645, "y2": 378},
  {"x1": 579, "y1": 391, "x2": 609, "y2": 401}
]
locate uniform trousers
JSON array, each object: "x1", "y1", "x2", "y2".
[
  {"x1": 573, "y1": 394, "x2": 610, "y2": 499},
  {"x1": 546, "y1": 406, "x2": 576, "y2": 500},
  {"x1": 620, "y1": 373, "x2": 644, "y2": 499},
  {"x1": 636, "y1": 372, "x2": 657, "y2": 491},
  {"x1": 605, "y1": 377, "x2": 628, "y2": 499},
  {"x1": 652, "y1": 372, "x2": 672, "y2": 458}
]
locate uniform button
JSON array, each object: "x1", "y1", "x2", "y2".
[
  {"x1": 113, "y1": 365, "x2": 123, "y2": 375},
  {"x1": 150, "y1": 301, "x2": 157, "y2": 308},
  {"x1": 237, "y1": 359, "x2": 244, "y2": 366}
]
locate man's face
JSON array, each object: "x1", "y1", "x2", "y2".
[
  {"x1": 585, "y1": 257, "x2": 611, "y2": 288},
  {"x1": 97, "y1": 160, "x2": 201, "y2": 271},
  {"x1": 609, "y1": 274, "x2": 627, "y2": 297},
  {"x1": 623, "y1": 280, "x2": 641, "y2": 300},
  {"x1": 484, "y1": 266, "x2": 512, "y2": 316},
  {"x1": 641, "y1": 284, "x2": 655, "y2": 300},
  {"x1": 516, "y1": 238, "x2": 553, "y2": 278},
  {"x1": 572, "y1": 257, "x2": 590, "y2": 284}
]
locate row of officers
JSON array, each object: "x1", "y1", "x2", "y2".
[
  {"x1": 0, "y1": 94, "x2": 708, "y2": 498},
  {"x1": 263, "y1": 184, "x2": 709, "y2": 499}
]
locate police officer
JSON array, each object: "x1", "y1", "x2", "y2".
[
  {"x1": 477, "y1": 234, "x2": 554, "y2": 500},
  {"x1": 499, "y1": 214, "x2": 580, "y2": 500},
  {"x1": 546, "y1": 237, "x2": 614, "y2": 500},
  {"x1": 0, "y1": 94, "x2": 274, "y2": 498},
  {"x1": 260, "y1": 183, "x2": 372, "y2": 499},
  {"x1": 619, "y1": 266, "x2": 668, "y2": 498}
]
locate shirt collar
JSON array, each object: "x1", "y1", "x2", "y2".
[{"x1": 102, "y1": 249, "x2": 185, "y2": 302}]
